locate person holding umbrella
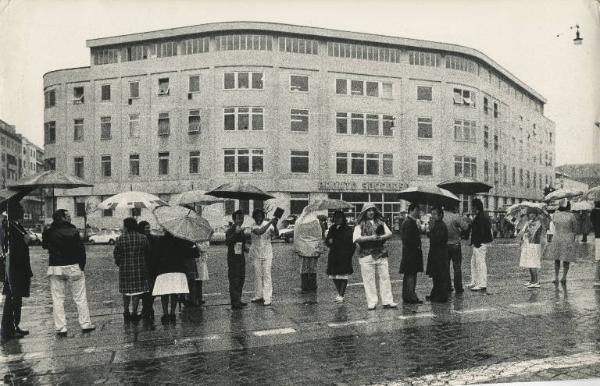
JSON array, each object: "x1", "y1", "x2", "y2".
[
  {"x1": 249, "y1": 209, "x2": 279, "y2": 306},
  {"x1": 425, "y1": 207, "x2": 450, "y2": 302},
  {"x1": 325, "y1": 210, "x2": 355, "y2": 302},
  {"x1": 354, "y1": 203, "x2": 397, "y2": 310},
  {"x1": 400, "y1": 203, "x2": 424, "y2": 304},
  {"x1": 518, "y1": 208, "x2": 544, "y2": 289}
]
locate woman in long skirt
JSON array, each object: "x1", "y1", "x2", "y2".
[
  {"x1": 325, "y1": 210, "x2": 355, "y2": 302},
  {"x1": 545, "y1": 199, "x2": 577, "y2": 284},
  {"x1": 519, "y1": 209, "x2": 544, "y2": 288},
  {"x1": 425, "y1": 207, "x2": 449, "y2": 303}
]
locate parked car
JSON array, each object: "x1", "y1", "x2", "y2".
[
  {"x1": 210, "y1": 226, "x2": 227, "y2": 244},
  {"x1": 88, "y1": 229, "x2": 121, "y2": 245},
  {"x1": 279, "y1": 225, "x2": 295, "y2": 243}
]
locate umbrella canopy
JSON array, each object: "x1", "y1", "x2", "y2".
[
  {"x1": 582, "y1": 186, "x2": 600, "y2": 202},
  {"x1": 153, "y1": 205, "x2": 213, "y2": 243},
  {"x1": 0, "y1": 188, "x2": 36, "y2": 213},
  {"x1": 8, "y1": 170, "x2": 93, "y2": 190},
  {"x1": 543, "y1": 188, "x2": 584, "y2": 202},
  {"x1": 571, "y1": 200, "x2": 593, "y2": 211},
  {"x1": 97, "y1": 191, "x2": 168, "y2": 210},
  {"x1": 293, "y1": 207, "x2": 324, "y2": 257},
  {"x1": 505, "y1": 202, "x2": 549, "y2": 219},
  {"x1": 169, "y1": 190, "x2": 224, "y2": 206},
  {"x1": 206, "y1": 182, "x2": 274, "y2": 201},
  {"x1": 304, "y1": 199, "x2": 352, "y2": 213},
  {"x1": 437, "y1": 177, "x2": 492, "y2": 195},
  {"x1": 397, "y1": 185, "x2": 460, "y2": 207}
]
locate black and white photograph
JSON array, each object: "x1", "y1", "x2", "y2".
[{"x1": 1, "y1": 0, "x2": 600, "y2": 384}]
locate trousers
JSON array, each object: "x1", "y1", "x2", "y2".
[
  {"x1": 253, "y1": 258, "x2": 272, "y2": 302},
  {"x1": 402, "y1": 273, "x2": 419, "y2": 302},
  {"x1": 470, "y1": 244, "x2": 488, "y2": 288},
  {"x1": 228, "y1": 255, "x2": 246, "y2": 305},
  {"x1": 448, "y1": 244, "x2": 464, "y2": 291},
  {"x1": 1, "y1": 284, "x2": 22, "y2": 337},
  {"x1": 48, "y1": 265, "x2": 92, "y2": 330},
  {"x1": 358, "y1": 255, "x2": 394, "y2": 307}
]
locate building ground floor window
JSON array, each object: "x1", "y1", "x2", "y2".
[{"x1": 326, "y1": 192, "x2": 403, "y2": 225}]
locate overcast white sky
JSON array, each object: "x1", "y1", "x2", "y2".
[{"x1": 0, "y1": 0, "x2": 598, "y2": 165}]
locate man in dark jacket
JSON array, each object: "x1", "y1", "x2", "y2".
[
  {"x1": 468, "y1": 199, "x2": 493, "y2": 292},
  {"x1": 400, "y1": 203, "x2": 423, "y2": 304},
  {"x1": 1, "y1": 202, "x2": 32, "y2": 342},
  {"x1": 42, "y1": 209, "x2": 95, "y2": 335},
  {"x1": 225, "y1": 210, "x2": 248, "y2": 310}
]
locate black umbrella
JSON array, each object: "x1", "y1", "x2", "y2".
[
  {"x1": 437, "y1": 177, "x2": 492, "y2": 195},
  {"x1": 206, "y1": 182, "x2": 274, "y2": 201},
  {"x1": 0, "y1": 188, "x2": 36, "y2": 213},
  {"x1": 397, "y1": 185, "x2": 460, "y2": 207}
]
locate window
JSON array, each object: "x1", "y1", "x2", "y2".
[
  {"x1": 335, "y1": 153, "x2": 389, "y2": 175},
  {"x1": 157, "y1": 41, "x2": 177, "y2": 58},
  {"x1": 74, "y1": 157, "x2": 84, "y2": 179},
  {"x1": 74, "y1": 197, "x2": 86, "y2": 217},
  {"x1": 223, "y1": 149, "x2": 263, "y2": 173},
  {"x1": 158, "y1": 152, "x2": 169, "y2": 175},
  {"x1": 417, "y1": 86, "x2": 432, "y2": 101},
  {"x1": 279, "y1": 37, "x2": 319, "y2": 54},
  {"x1": 483, "y1": 97, "x2": 489, "y2": 114},
  {"x1": 129, "y1": 114, "x2": 140, "y2": 138},
  {"x1": 158, "y1": 78, "x2": 169, "y2": 96},
  {"x1": 73, "y1": 87, "x2": 84, "y2": 104},
  {"x1": 382, "y1": 115, "x2": 394, "y2": 137},
  {"x1": 189, "y1": 75, "x2": 200, "y2": 92},
  {"x1": 129, "y1": 82, "x2": 140, "y2": 98},
  {"x1": 100, "y1": 117, "x2": 111, "y2": 140},
  {"x1": 336, "y1": 79, "x2": 391, "y2": 98},
  {"x1": 337, "y1": 112, "x2": 392, "y2": 137},
  {"x1": 453, "y1": 88, "x2": 476, "y2": 107},
  {"x1": 189, "y1": 151, "x2": 200, "y2": 174},
  {"x1": 290, "y1": 75, "x2": 309, "y2": 92},
  {"x1": 182, "y1": 37, "x2": 209, "y2": 55},
  {"x1": 93, "y1": 48, "x2": 118, "y2": 65},
  {"x1": 101, "y1": 155, "x2": 111, "y2": 177},
  {"x1": 526, "y1": 171, "x2": 530, "y2": 188},
  {"x1": 493, "y1": 102, "x2": 499, "y2": 118},
  {"x1": 45, "y1": 158, "x2": 56, "y2": 171},
  {"x1": 73, "y1": 119, "x2": 84, "y2": 141},
  {"x1": 382, "y1": 154, "x2": 393, "y2": 176},
  {"x1": 484, "y1": 160, "x2": 489, "y2": 182},
  {"x1": 446, "y1": 55, "x2": 477, "y2": 73},
  {"x1": 494, "y1": 162, "x2": 499, "y2": 182},
  {"x1": 291, "y1": 109, "x2": 309, "y2": 132},
  {"x1": 223, "y1": 107, "x2": 263, "y2": 131},
  {"x1": 44, "y1": 121, "x2": 56, "y2": 144},
  {"x1": 409, "y1": 51, "x2": 440, "y2": 67},
  {"x1": 336, "y1": 152, "x2": 348, "y2": 174},
  {"x1": 327, "y1": 42, "x2": 401, "y2": 63},
  {"x1": 503, "y1": 164, "x2": 508, "y2": 185},
  {"x1": 336, "y1": 79, "x2": 347, "y2": 95},
  {"x1": 290, "y1": 150, "x2": 309, "y2": 173},
  {"x1": 483, "y1": 126, "x2": 489, "y2": 148},
  {"x1": 223, "y1": 72, "x2": 264, "y2": 90},
  {"x1": 454, "y1": 156, "x2": 477, "y2": 178},
  {"x1": 44, "y1": 90, "x2": 56, "y2": 108},
  {"x1": 533, "y1": 172, "x2": 537, "y2": 188},
  {"x1": 158, "y1": 113, "x2": 170, "y2": 136},
  {"x1": 351, "y1": 80, "x2": 364, "y2": 96},
  {"x1": 129, "y1": 154, "x2": 140, "y2": 176},
  {"x1": 417, "y1": 156, "x2": 433, "y2": 176},
  {"x1": 101, "y1": 195, "x2": 113, "y2": 217},
  {"x1": 366, "y1": 81, "x2": 379, "y2": 97},
  {"x1": 519, "y1": 168, "x2": 524, "y2": 186},
  {"x1": 216, "y1": 34, "x2": 273, "y2": 51},
  {"x1": 512, "y1": 167, "x2": 516, "y2": 185},
  {"x1": 101, "y1": 85, "x2": 111, "y2": 101},
  {"x1": 188, "y1": 110, "x2": 201, "y2": 133},
  {"x1": 125, "y1": 45, "x2": 148, "y2": 61},
  {"x1": 417, "y1": 118, "x2": 433, "y2": 138},
  {"x1": 493, "y1": 134, "x2": 499, "y2": 151},
  {"x1": 290, "y1": 193, "x2": 310, "y2": 215},
  {"x1": 454, "y1": 120, "x2": 477, "y2": 142}
]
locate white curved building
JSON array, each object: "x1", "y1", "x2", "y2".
[{"x1": 43, "y1": 22, "x2": 555, "y2": 227}]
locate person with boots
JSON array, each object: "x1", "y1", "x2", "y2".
[
  {"x1": 137, "y1": 221, "x2": 158, "y2": 320},
  {"x1": 294, "y1": 207, "x2": 323, "y2": 294},
  {"x1": 1, "y1": 202, "x2": 32, "y2": 342},
  {"x1": 325, "y1": 210, "x2": 355, "y2": 302},
  {"x1": 42, "y1": 209, "x2": 95, "y2": 336},
  {"x1": 225, "y1": 210, "x2": 248, "y2": 310}
]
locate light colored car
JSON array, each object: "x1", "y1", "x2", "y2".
[
  {"x1": 279, "y1": 225, "x2": 295, "y2": 242},
  {"x1": 88, "y1": 229, "x2": 121, "y2": 245}
]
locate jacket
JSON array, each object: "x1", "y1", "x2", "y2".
[
  {"x1": 2, "y1": 220, "x2": 32, "y2": 298},
  {"x1": 590, "y1": 208, "x2": 600, "y2": 238},
  {"x1": 326, "y1": 224, "x2": 355, "y2": 275},
  {"x1": 400, "y1": 216, "x2": 423, "y2": 274},
  {"x1": 470, "y1": 212, "x2": 493, "y2": 248},
  {"x1": 426, "y1": 219, "x2": 449, "y2": 279},
  {"x1": 155, "y1": 233, "x2": 199, "y2": 274},
  {"x1": 42, "y1": 220, "x2": 87, "y2": 270}
]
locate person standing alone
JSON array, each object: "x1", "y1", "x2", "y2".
[
  {"x1": 225, "y1": 210, "x2": 248, "y2": 310},
  {"x1": 42, "y1": 209, "x2": 95, "y2": 335},
  {"x1": 468, "y1": 199, "x2": 493, "y2": 292}
]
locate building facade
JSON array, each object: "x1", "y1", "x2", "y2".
[
  {"x1": 0, "y1": 119, "x2": 24, "y2": 188},
  {"x1": 43, "y1": 22, "x2": 555, "y2": 228}
]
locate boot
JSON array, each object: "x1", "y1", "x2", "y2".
[{"x1": 300, "y1": 273, "x2": 310, "y2": 293}]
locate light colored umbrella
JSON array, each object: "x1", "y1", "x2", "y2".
[
  {"x1": 437, "y1": 177, "x2": 492, "y2": 195},
  {"x1": 506, "y1": 201, "x2": 549, "y2": 219},
  {"x1": 571, "y1": 200, "x2": 593, "y2": 211},
  {"x1": 97, "y1": 191, "x2": 168, "y2": 210},
  {"x1": 153, "y1": 205, "x2": 213, "y2": 243},
  {"x1": 169, "y1": 190, "x2": 225, "y2": 206},
  {"x1": 398, "y1": 185, "x2": 460, "y2": 207},
  {"x1": 305, "y1": 199, "x2": 352, "y2": 213},
  {"x1": 543, "y1": 188, "x2": 583, "y2": 202},
  {"x1": 8, "y1": 170, "x2": 92, "y2": 190},
  {"x1": 207, "y1": 182, "x2": 274, "y2": 201},
  {"x1": 582, "y1": 186, "x2": 600, "y2": 202}
]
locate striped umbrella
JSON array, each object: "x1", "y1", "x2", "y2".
[{"x1": 97, "y1": 191, "x2": 168, "y2": 210}]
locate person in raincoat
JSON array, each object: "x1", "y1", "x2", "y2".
[
  {"x1": 425, "y1": 207, "x2": 449, "y2": 302},
  {"x1": 294, "y1": 207, "x2": 324, "y2": 293},
  {"x1": 353, "y1": 203, "x2": 397, "y2": 310},
  {"x1": 325, "y1": 210, "x2": 355, "y2": 302}
]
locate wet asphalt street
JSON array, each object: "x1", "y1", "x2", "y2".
[{"x1": 2, "y1": 237, "x2": 600, "y2": 385}]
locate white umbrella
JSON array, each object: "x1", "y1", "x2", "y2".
[
  {"x1": 571, "y1": 200, "x2": 593, "y2": 211},
  {"x1": 153, "y1": 205, "x2": 213, "y2": 243},
  {"x1": 543, "y1": 188, "x2": 583, "y2": 202},
  {"x1": 97, "y1": 191, "x2": 168, "y2": 210}
]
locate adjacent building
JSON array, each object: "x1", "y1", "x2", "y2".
[{"x1": 42, "y1": 21, "x2": 555, "y2": 228}]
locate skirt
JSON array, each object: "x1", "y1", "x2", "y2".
[
  {"x1": 596, "y1": 239, "x2": 600, "y2": 262},
  {"x1": 152, "y1": 273, "x2": 189, "y2": 296},
  {"x1": 520, "y1": 242, "x2": 542, "y2": 269}
]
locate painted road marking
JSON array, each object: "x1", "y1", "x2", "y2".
[
  {"x1": 252, "y1": 327, "x2": 297, "y2": 337},
  {"x1": 397, "y1": 312, "x2": 434, "y2": 320},
  {"x1": 378, "y1": 351, "x2": 600, "y2": 386},
  {"x1": 175, "y1": 335, "x2": 221, "y2": 344},
  {"x1": 328, "y1": 320, "x2": 368, "y2": 328},
  {"x1": 348, "y1": 279, "x2": 402, "y2": 287},
  {"x1": 452, "y1": 307, "x2": 495, "y2": 314},
  {"x1": 510, "y1": 301, "x2": 549, "y2": 308}
]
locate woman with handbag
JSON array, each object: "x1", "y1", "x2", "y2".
[{"x1": 353, "y1": 203, "x2": 397, "y2": 310}]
